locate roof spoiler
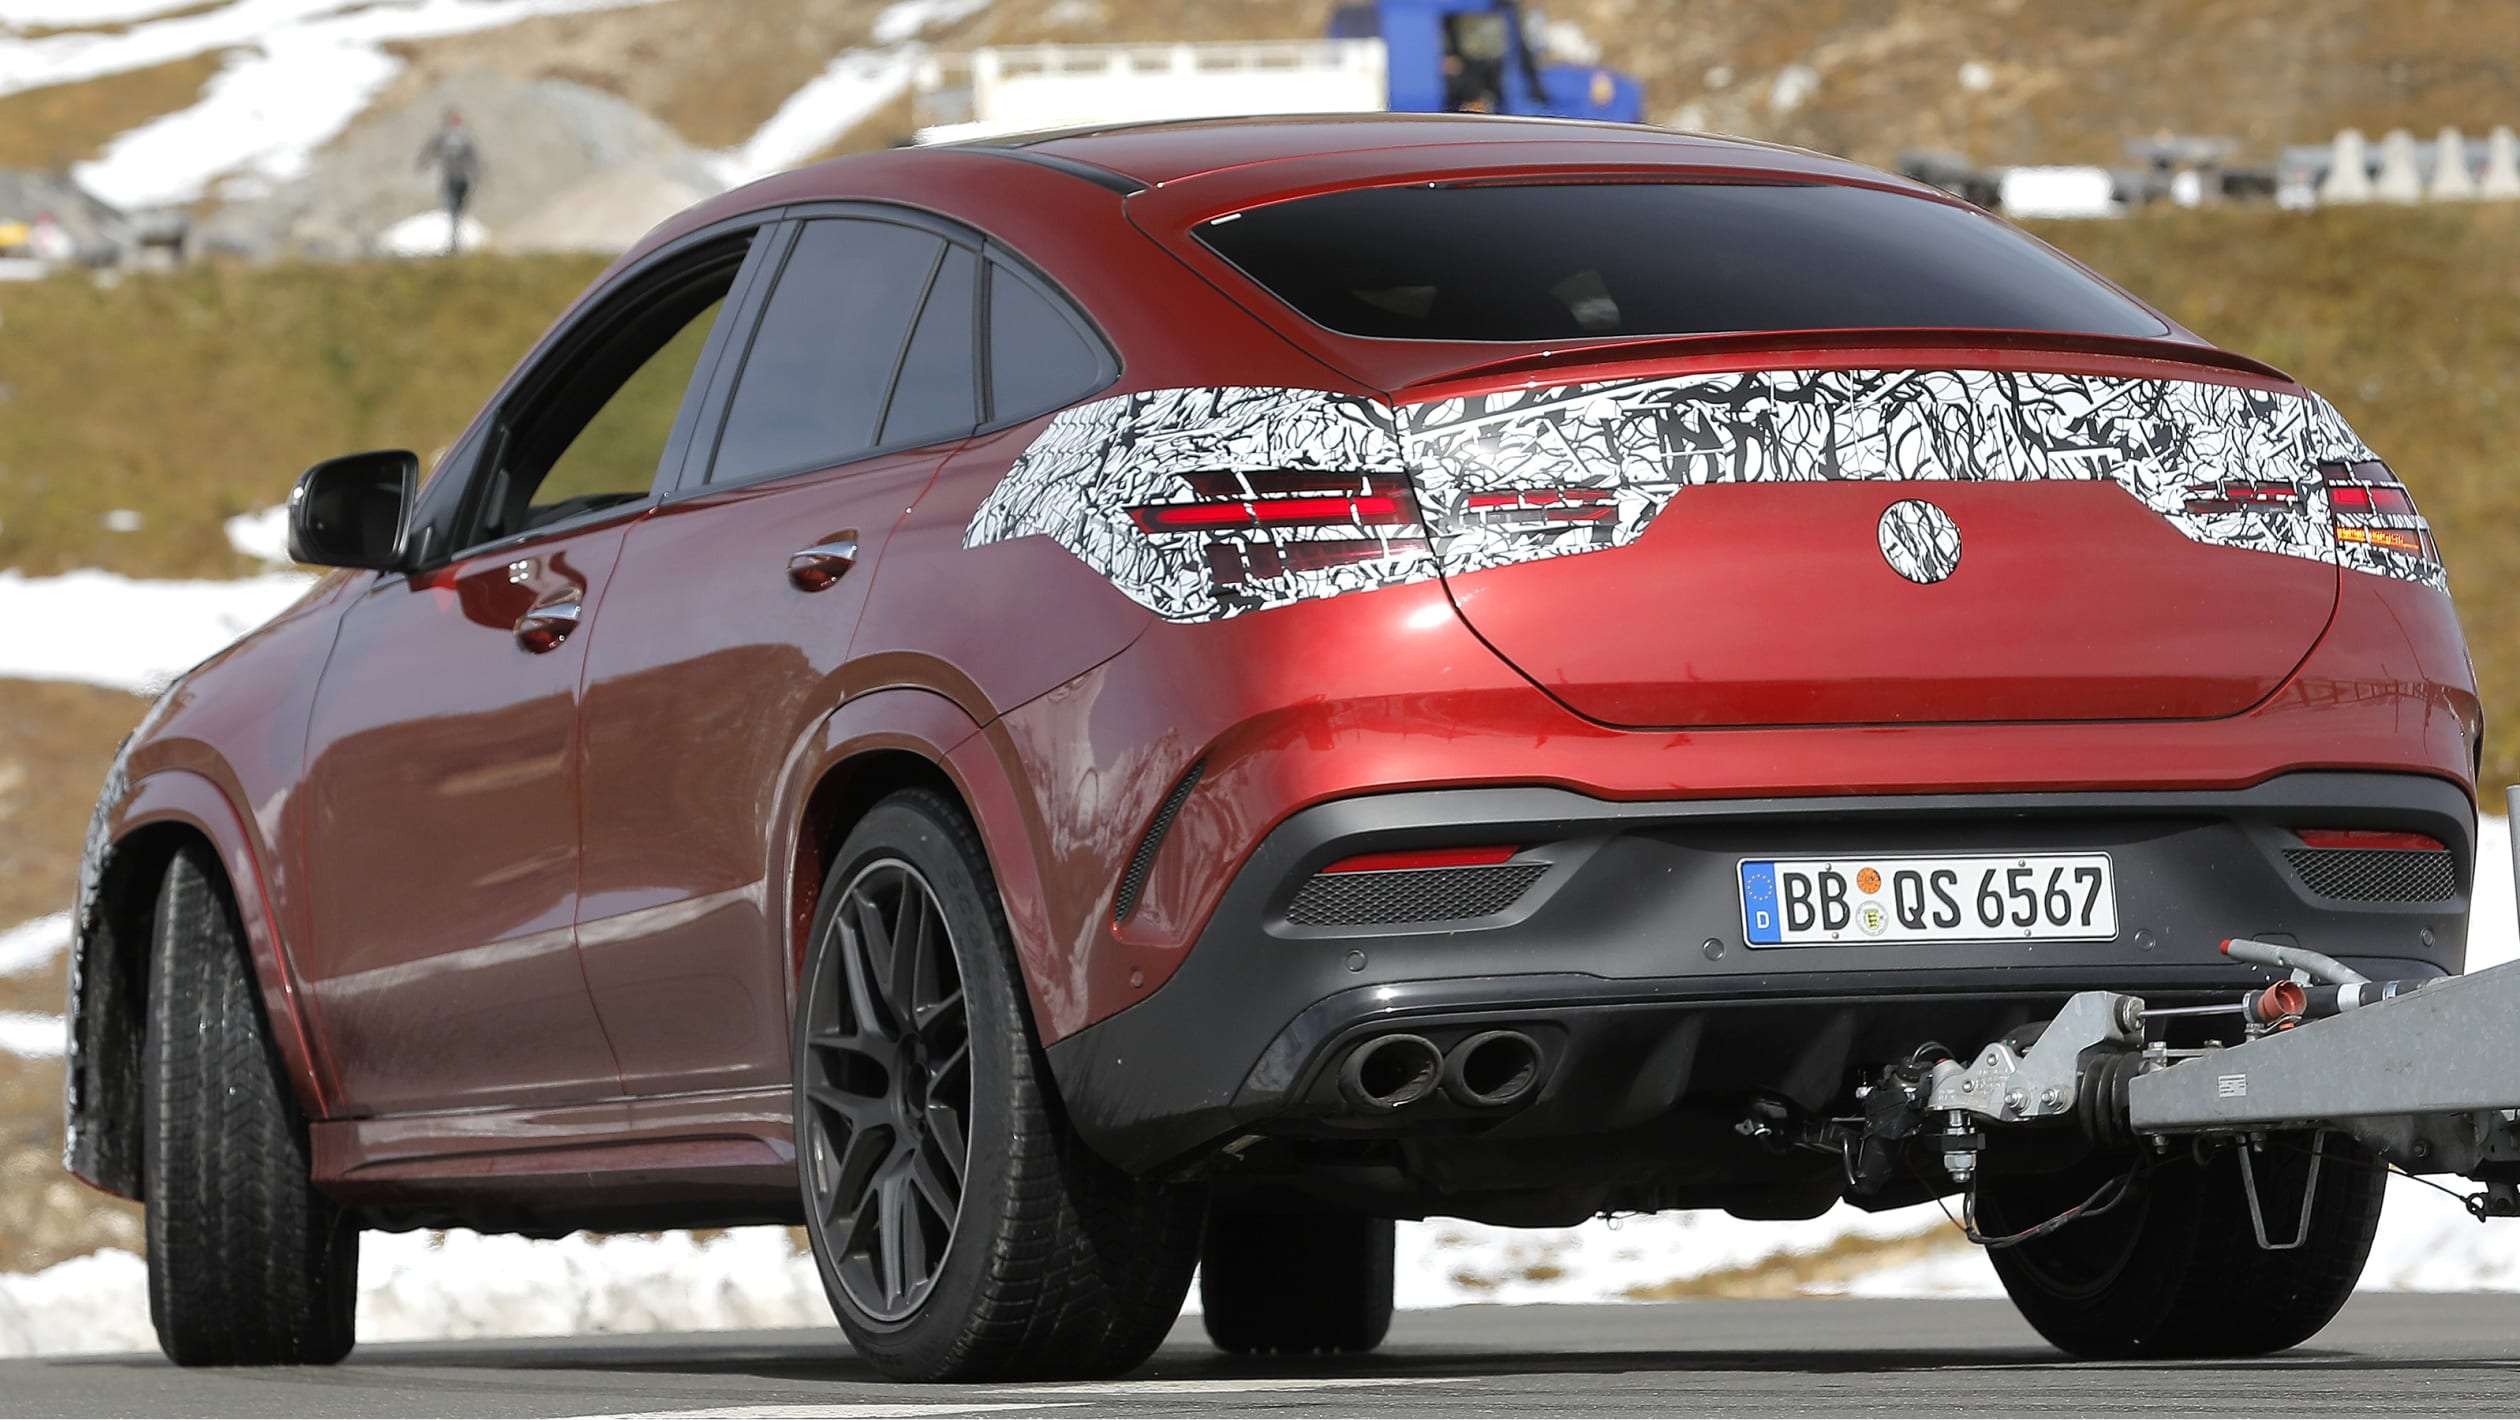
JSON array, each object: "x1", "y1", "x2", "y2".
[{"x1": 1396, "y1": 328, "x2": 2298, "y2": 398}]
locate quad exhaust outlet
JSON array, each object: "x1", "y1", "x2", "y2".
[
  {"x1": 1339, "y1": 1030, "x2": 1544, "y2": 1112},
  {"x1": 1338, "y1": 1033, "x2": 1443, "y2": 1110},
  {"x1": 1442, "y1": 1030, "x2": 1542, "y2": 1108}
]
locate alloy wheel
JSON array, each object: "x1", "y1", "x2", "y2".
[{"x1": 800, "y1": 858, "x2": 972, "y2": 1323}]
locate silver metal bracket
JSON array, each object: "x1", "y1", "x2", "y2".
[
  {"x1": 2236, "y1": 1133, "x2": 2324, "y2": 1250},
  {"x1": 1926, "y1": 990, "x2": 2145, "y2": 1123}
]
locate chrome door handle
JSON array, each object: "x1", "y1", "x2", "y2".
[
  {"x1": 788, "y1": 534, "x2": 860, "y2": 592},
  {"x1": 514, "y1": 598, "x2": 581, "y2": 653}
]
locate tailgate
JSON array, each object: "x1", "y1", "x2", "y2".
[{"x1": 1403, "y1": 365, "x2": 2356, "y2": 728}]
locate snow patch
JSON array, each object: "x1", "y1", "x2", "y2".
[
  {"x1": 0, "y1": 1011, "x2": 63, "y2": 1058},
  {"x1": 77, "y1": 30, "x2": 401, "y2": 211},
  {"x1": 720, "y1": 47, "x2": 924, "y2": 183},
  {"x1": 1396, "y1": 1203, "x2": 1958, "y2": 1307},
  {"x1": 0, "y1": 1249, "x2": 148, "y2": 1358},
  {"x1": 1767, "y1": 63, "x2": 1817, "y2": 115},
  {"x1": 0, "y1": 913, "x2": 70, "y2": 979},
  {"x1": 13, "y1": 1169, "x2": 2520, "y2": 1357},
  {"x1": 222, "y1": 504, "x2": 292, "y2": 566},
  {"x1": 0, "y1": 0, "x2": 681, "y2": 208},
  {"x1": 715, "y1": 0, "x2": 993, "y2": 182},
  {"x1": 0, "y1": 568, "x2": 315, "y2": 694},
  {"x1": 2472, "y1": 811, "x2": 2514, "y2": 968},
  {"x1": 376, "y1": 208, "x2": 490, "y2": 257},
  {"x1": 0, "y1": 1, "x2": 209, "y2": 23},
  {"x1": 869, "y1": 0, "x2": 988, "y2": 46}
]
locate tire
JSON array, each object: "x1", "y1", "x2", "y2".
[
  {"x1": 1979, "y1": 1133, "x2": 2384, "y2": 1359},
  {"x1": 793, "y1": 788, "x2": 1203, "y2": 1382},
  {"x1": 1200, "y1": 1207, "x2": 1394, "y2": 1355},
  {"x1": 143, "y1": 844, "x2": 359, "y2": 1366}
]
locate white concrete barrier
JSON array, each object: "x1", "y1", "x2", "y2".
[
  {"x1": 2373, "y1": 128, "x2": 2425, "y2": 203},
  {"x1": 2320, "y1": 128, "x2": 2372, "y2": 204},
  {"x1": 2430, "y1": 126, "x2": 2478, "y2": 199},
  {"x1": 2482, "y1": 125, "x2": 2520, "y2": 200},
  {"x1": 913, "y1": 39, "x2": 1389, "y2": 143}
]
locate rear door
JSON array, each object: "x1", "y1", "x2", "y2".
[{"x1": 576, "y1": 212, "x2": 978, "y2": 1094}]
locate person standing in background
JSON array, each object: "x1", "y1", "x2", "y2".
[{"x1": 415, "y1": 109, "x2": 482, "y2": 255}]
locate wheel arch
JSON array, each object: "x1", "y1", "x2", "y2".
[
  {"x1": 67, "y1": 770, "x2": 331, "y2": 1198},
  {"x1": 781, "y1": 689, "x2": 1058, "y2": 1037}
]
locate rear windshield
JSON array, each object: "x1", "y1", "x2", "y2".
[{"x1": 1195, "y1": 182, "x2": 2169, "y2": 342}]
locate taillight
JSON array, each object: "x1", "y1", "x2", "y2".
[
  {"x1": 1124, "y1": 469, "x2": 1430, "y2": 610},
  {"x1": 2320, "y1": 460, "x2": 2445, "y2": 585},
  {"x1": 1462, "y1": 487, "x2": 1617, "y2": 526}
]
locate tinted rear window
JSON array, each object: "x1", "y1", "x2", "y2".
[{"x1": 1197, "y1": 182, "x2": 2168, "y2": 342}]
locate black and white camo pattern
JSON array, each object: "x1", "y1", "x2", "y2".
[
  {"x1": 965, "y1": 386, "x2": 1425, "y2": 621},
  {"x1": 965, "y1": 370, "x2": 2442, "y2": 621},
  {"x1": 1878, "y1": 499, "x2": 1963, "y2": 584}
]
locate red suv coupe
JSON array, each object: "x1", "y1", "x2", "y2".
[{"x1": 69, "y1": 117, "x2": 2476, "y2": 1380}]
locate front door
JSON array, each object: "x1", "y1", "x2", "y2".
[{"x1": 297, "y1": 233, "x2": 758, "y2": 1114}]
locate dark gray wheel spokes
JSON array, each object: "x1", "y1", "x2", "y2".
[{"x1": 802, "y1": 860, "x2": 970, "y2": 1322}]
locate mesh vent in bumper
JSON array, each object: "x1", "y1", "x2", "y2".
[
  {"x1": 1286, "y1": 863, "x2": 1548, "y2": 927},
  {"x1": 2282, "y1": 847, "x2": 2458, "y2": 903}
]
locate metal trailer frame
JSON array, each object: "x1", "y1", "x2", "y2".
[{"x1": 1899, "y1": 788, "x2": 2520, "y2": 1220}]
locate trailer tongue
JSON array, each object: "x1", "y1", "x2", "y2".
[{"x1": 1816, "y1": 788, "x2": 2520, "y2": 1243}]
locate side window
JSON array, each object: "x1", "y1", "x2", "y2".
[
  {"x1": 711, "y1": 219, "x2": 941, "y2": 484},
  {"x1": 985, "y1": 261, "x2": 1105, "y2": 422},
  {"x1": 878, "y1": 245, "x2": 978, "y2": 448},
  {"x1": 534, "y1": 299, "x2": 722, "y2": 509},
  {"x1": 462, "y1": 249, "x2": 743, "y2": 550}
]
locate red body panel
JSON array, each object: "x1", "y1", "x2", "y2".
[
  {"x1": 299, "y1": 522, "x2": 633, "y2": 1113},
  {"x1": 70, "y1": 119, "x2": 2479, "y2": 1214},
  {"x1": 1444, "y1": 478, "x2": 2337, "y2": 728},
  {"x1": 577, "y1": 448, "x2": 946, "y2": 1094}
]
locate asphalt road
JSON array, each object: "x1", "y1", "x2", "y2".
[{"x1": 8, "y1": 1296, "x2": 2520, "y2": 1417}]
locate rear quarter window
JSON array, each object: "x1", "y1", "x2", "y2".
[
  {"x1": 986, "y1": 261, "x2": 1112, "y2": 423},
  {"x1": 1196, "y1": 181, "x2": 2169, "y2": 343}
]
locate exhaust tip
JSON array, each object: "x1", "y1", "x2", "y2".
[
  {"x1": 1442, "y1": 1030, "x2": 1542, "y2": 1109},
  {"x1": 1339, "y1": 1034, "x2": 1442, "y2": 1110}
]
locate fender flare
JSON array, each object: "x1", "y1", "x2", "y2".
[
  {"x1": 106, "y1": 769, "x2": 334, "y2": 1117},
  {"x1": 771, "y1": 688, "x2": 1058, "y2": 1031}
]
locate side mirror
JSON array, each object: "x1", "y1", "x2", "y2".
[{"x1": 287, "y1": 450, "x2": 416, "y2": 570}]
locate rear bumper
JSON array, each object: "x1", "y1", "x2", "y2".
[{"x1": 1044, "y1": 771, "x2": 2474, "y2": 1174}]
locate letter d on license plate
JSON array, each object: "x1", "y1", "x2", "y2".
[{"x1": 1739, "y1": 853, "x2": 2117, "y2": 947}]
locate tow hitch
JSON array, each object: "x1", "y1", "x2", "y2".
[{"x1": 1830, "y1": 788, "x2": 2520, "y2": 1248}]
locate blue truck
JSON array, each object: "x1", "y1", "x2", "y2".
[{"x1": 1329, "y1": 0, "x2": 1645, "y2": 123}]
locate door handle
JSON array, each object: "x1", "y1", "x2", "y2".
[
  {"x1": 788, "y1": 533, "x2": 860, "y2": 592},
  {"x1": 514, "y1": 598, "x2": 582, "y2": 653}
]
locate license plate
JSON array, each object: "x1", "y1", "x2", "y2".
[{"x1": 1738, "y1": 853, "x2": 2117, "y2": 946}]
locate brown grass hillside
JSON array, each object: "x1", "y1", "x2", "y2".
[
  {"x1": 353, "y1": 0, "x2": 2518, "y2": 167},
  {"x1": 0, "y1": 50, "x2": 225, "y2": 171}
]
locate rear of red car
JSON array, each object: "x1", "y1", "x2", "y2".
[{"x1": 992, "y1": 142, "x2": 2478, "y2": 1219}]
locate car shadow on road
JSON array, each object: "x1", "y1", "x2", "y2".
[{"x1": 50, "y1": 1332, "x2": 2463, "y2": 1386}]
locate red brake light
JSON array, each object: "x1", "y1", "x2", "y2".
[
  {"x1": 1129, "y1": 492, "x2": 1415, "y2": 532},
  {"x1": 2295, "y1": 829, "x2": 2448, "y2": 853},
  {"x1": 1323, "y1": 845, "x2": 1521, "y2": 873},
  {"x1": 2319, "y1": 459, "x2": 2442, "y2": 585}
]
